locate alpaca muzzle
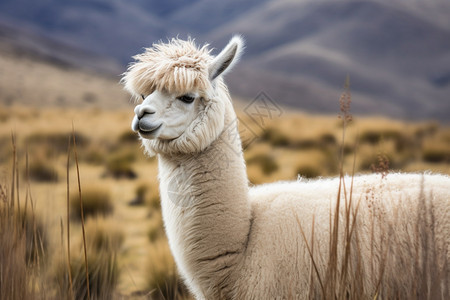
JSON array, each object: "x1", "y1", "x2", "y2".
[{"x1": 132, "y1": 104, "x2": 162, "y2": 137}]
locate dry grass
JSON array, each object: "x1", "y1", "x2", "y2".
[
  {"x1": 53, "y1": 247, "x2": 120, "y2": 300},
  {"x1": 295, "y1": 81, "x2": 450, "y2": 299},
  {"x1": 147, "y1": 211, "x2": 164, "y2": 243},
  {"x1": 84, "y1": 217, "x2": 125, "y2": 252},
  {"x1": 131, "y1": 181, "x2": 160, "y2": 209},
  {"x1": 145, "y1": 238, "x2": 190, "y2": 300},
  {"x1": 53, "y1": 218, "x2": 123, "y2": 300},
  {"x1": 0, "y1": 138, "x2": 46, "y2": 300},
  {"x1": 104, "y1": 150, "x2": 137, "y2": 179},
  {"x1": 27, "y1": 159, "x2": 59, "y2": 182},
  {"x1": 0, "y1": 199, "x2": 37, "y2": 300},
  {"x1": 0, "y1": 76, "x2": 449, "y2": 298},
  {"x1": 69, "y1": 184, "x2": 113, "y2": 220}
]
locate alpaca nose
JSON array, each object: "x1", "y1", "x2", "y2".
[{"x1": 135, "y1": 105, "x2": 156, "y2": 119}]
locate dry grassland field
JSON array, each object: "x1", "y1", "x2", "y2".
[{"x1": 1, "y1": 43, "x2": 450, "y2": 299}]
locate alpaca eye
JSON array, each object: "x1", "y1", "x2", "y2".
[
  {"x1": 141, "y1": 94, "x2": 145, "y2": 100},
  {"x1": 177, "y1": 95, "x2": 195, "y2": 104}
]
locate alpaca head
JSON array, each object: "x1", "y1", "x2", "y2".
[{"x1": 122, "y1": 36, "x2": 244, "y2": 156}]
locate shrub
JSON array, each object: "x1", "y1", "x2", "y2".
[
  {"x1": 118, "y1": 130, "x2": 140, "y2": 144},
  {"x1": 319, "y1": 133, "x2": 337, "y2": 146},
  {"x1": 129, "y1": 183, "x2": 148, "y2": 206},
  {"x1": 296, "y1": 165, "x2": 321, "y2": 179},
  {"x1": 146, "y1": 239, "x2": 189, "y2": 300},
  {"x1": 0, "y1": 184, "x2": 46, "y2": 299},
  {"x1": 104, "y1": 151, "x2": 137, "y2": 179},
  {"x1": 394, "y1": 135, "x2": 415, "y2": 152},
  {"x1": 246, "y1": 154, "x2": 279, "y2": 175},
  {"x1": 27, "y1": 160, "x2": 58, "y2": 182},
  {"x1": 148, "y1": 211, "x2": 164, "y2": 243},
  {"x1": 422, "y1": 147, "x2": 450, "y2": 163},
  {"x1": 0, "y1": 199, "x2": 29, "y2": 299},
  {"x1": 130, "y1": 182, "x2": 160, "y2": 208},
  {"x1": 85, "y1": 217, "x2": 124, "y2": 252},
  {"x1": 260, "y1": 128, "x2": 290, "y2": 147},
  {"x1": 15, "y1": 208, "x2": 48, "y2": 265},
  {"x1": 359, "y1": 153, "x2": 393, "y2": 173},
  {"x1": 26, "y1": 131, "x2": 89, "y2": 154},
  {"x1": 149, "y1": 194, "x2": 161, "y2": 210},
  {"x1": 292, "y1": 139, "x2": 319, "y2": 150},
  {"x1": 70, "y1": 185, "x2": 113, "y2": 220},
  {"x1": 414, "y1": 122, "x2": 439, "y2": 138},
  {"x1": 81, "y1": 147, "x2": 105, "y2": 165},
  {"x1": 54, "y1": 248, "x2": 120, "y2": 300},
  {"x1": 360, "y1": 130, "x2": 381, "y2": 145},
  {"x1": 0, "y1": 136, "x2": 10, "y2": 164}
]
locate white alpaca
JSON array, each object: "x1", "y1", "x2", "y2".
[{"x1": 122, "y1": 36, "x2": 450, "y2": 299}]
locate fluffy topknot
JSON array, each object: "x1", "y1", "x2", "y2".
[{"x1": 122, "y1": 38, "x2": 213, "y2": 99}]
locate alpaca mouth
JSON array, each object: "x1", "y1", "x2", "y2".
[{"x1": 138, "y1": 123, "x2": 162, "y2": 138}]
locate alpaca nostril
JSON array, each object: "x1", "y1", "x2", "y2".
[
  {"x1": 136, "y1": 105, "x2": 156, "y2": 119},
  {"x1": 138, "y1": 112, "x2": 154, "y2": 120},
  {"x1": 134, "y1": 105, "x2": 141, "y2": 116}
]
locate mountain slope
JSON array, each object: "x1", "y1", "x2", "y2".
[
  {"x1": 0, "y1": 0, "x2": 449, "y2": 120},
  {"x1": 207, "y1": 0, "x2": 450, "y2": 119},
  {"x1": 0, "y1": 0, "x2": 168, "y2": 62}
]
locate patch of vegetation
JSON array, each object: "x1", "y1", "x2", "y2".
[
  {"x1": 422, "y1": 147, "x2": 450, "y2": 163},
  {"x1": 146, "y1": 239, "x2": 189, "y2": 300},
  {"x1": 359, "y1": 153, "x2": 394, "y2": 172},
  {"x1": 118, "y1": 130, "x2": 140, "y2": 144},
  {"x1": 296, "y1": 165, "x2": 321, "y2": 179},
  {"x1": 15, "y1": 208, "x2": 48, "y2": 265},
  {"x1": 129, "y1": 183, "x2": 148, "y2": 206},
  {"x1": 0, "y1": 183, "x2": 47, "y2": 299},
  {"x1": 81, "y1": 147, "x2": 105, "y2": 165},
  {"x1": 260, "y1": 127, "x2": 290, "y2": 147},
  {"x1": 104, "y1": 150, "x2": 137, "y2": 179},
  {"x1": 85, "y1": 217, "x2": 125, "y2": 252},
  {"x1": 70, "y1": 185, "x2": 113, "y2": 220},
  {"x1": 246, "y1": 153, "x2": 279, "y2": 175},
  {"x1": 360, "y1": 130, "x2": 381, "y2": 145},
  {"x1": 53, "y1": 248, "x2": 120, "y2": 300},
  {"x1": 292, "y1": 138, "x2": 320, "y2": 150},
  {"x1": 1, "y1": 200, "x2": 32, "y2": 299},
  {"x1": 148, "y1": 212, "x2": 164, "y2": 243},
  {"x1": 0, "y1": 136, "x2": 11, "y2": 164},
  {"x1": 394, "y1": 135, "x2": 415, "y2": 152},
  {"x1": 26, "y1": 131, "x2": 89, "y2": 154},
  {"x1": 130, "y1": 182, "x2": 160, "y2": 208},
  {"x1": 27, "y1": 160, "x2": 59, "y2": 182},
  {"x1": 414, "y1": 122, "x2": 439, "y2": 138},
  {"x1": 319, "y1": 133, "x2": 337, "y2": 146}
]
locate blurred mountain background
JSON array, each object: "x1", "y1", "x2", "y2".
[{"x1": 0, "y1": 0, "x2": 449, "y2": 120}]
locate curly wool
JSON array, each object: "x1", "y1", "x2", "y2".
[{"x1": 122, "y1": 38, "x2": 214, "y2": 100}]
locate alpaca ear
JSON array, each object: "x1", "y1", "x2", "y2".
[{"x1": 209, "y1": 35, "x2": 244, "y2": 81}]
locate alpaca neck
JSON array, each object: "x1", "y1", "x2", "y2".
[{"x1": 157, "y1": 106, "x2": 251, "y2": 297}]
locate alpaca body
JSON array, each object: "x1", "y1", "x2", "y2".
[
  {"x1": 122, "y1": 36, "x2": 450, "y2": 299},
  {"x1": 158, "y1": 120, "x2": 450, "y2": 299},
  {"x1": 237, "y1": 174, "x2": 450, "y2": 298}
]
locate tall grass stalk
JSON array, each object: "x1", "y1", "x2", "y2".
[
  {"x1": 67, "y1": 136, "x2": 74, "y2": 298},
  {"x1": 0, "y1": 133, "x2": 45, "y2": 299},
  {"x1": 296, "y1": 79, "x2": 449, "y2": 299},
  {"x1": 72, "y1": 124, "x2": 90, "y2": 299}
]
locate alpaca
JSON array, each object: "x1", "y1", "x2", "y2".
[{"x1": 122, "y1": 36, "x2": 450, "y2": 299}]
